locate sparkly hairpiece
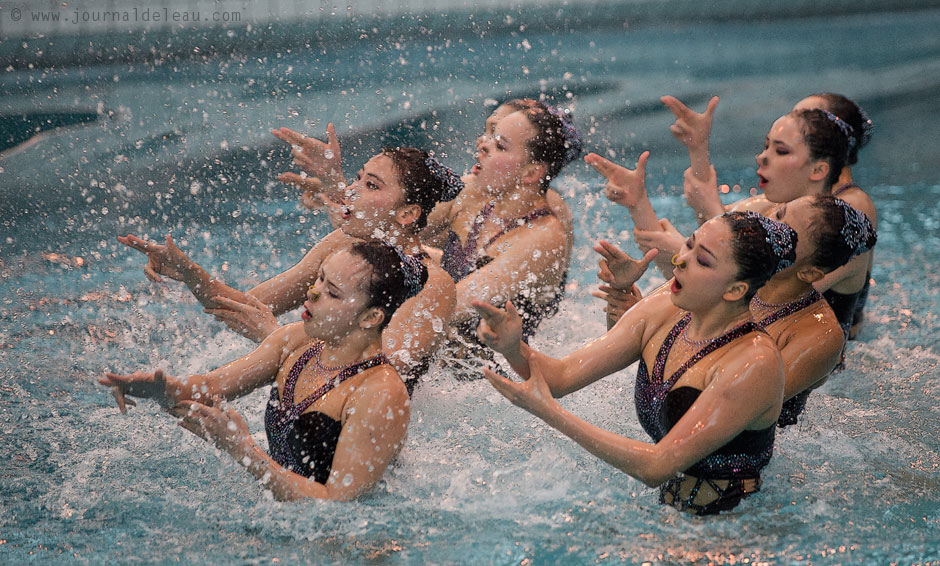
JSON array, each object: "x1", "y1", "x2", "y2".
[
  {"x1": 541, "y1": 103, "x2": 584, "y2": 167},
  {"x1": 745, "y1": 211, "x2": 796, "y2": 273},
  {"x1": 857, "y1": 105, "x2": 874, "y2": 148},
  {"x1": 391, "y1": 245, "x2": 425, "y2": 299},
  {"x1": 834, "y1": 198, "x2": 876, "y2": 257},
  {"x1": 821, "y1": 110, "x2": 856, "y2": 149},
  {"x1": 425, "y1": 156, "x2": 464, "y2": 202}
]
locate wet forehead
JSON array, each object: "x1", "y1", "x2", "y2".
[
  {"x1": 322, "y1": 251, "x2": 371, "y2": 292},
  {"x1": 769, "y1": 114, "x2": 805, "y2": 144},
  {"x1": 493, "y1": 110, "x2": 537, "y2": 143},
  {"x1": 694, "y1": 217, "x2": 735, "y2": 260}
]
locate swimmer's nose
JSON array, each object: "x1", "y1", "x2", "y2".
[{"x1": 755, "y1": 147, "x2": 769, "y2": 166}]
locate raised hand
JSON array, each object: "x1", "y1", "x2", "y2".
[
  {"x1": 98, "y1": 369, "x2": 179, "y2": 414},
  {"x1": 591, "y1": 284, "x2": 643, "y2": 329},
  {"x1": 117, "y1": 234, "x2": 194, "y2": 283},
  {"x1": 661, "y1": 95, "x2": 719, "y2": 152},
  {"x1": 682, "y1": 166, "x2": 724, "y2": 223},
  {"x1": 203, "y1": 294, "x2": 279, "y2": 342},
  {"x1": 634, "y1": 218, "x2": 685, "y2": 257},
  {"x1": 594, "y1": 240, "x2": 657, "y2": 291},
  {"x1": 276, "y1": 172, "x2": 323, "y2": 210},
  {"x1": 272, "y1": 124, "x2": 345, "y2": 203},
  {"x1": 585, "y1": 151, "x2": 650, "y2": 208},
  {"x1": 473, "y1": 300, "x2": 524, "y2": 359},
  {"x1": 173, "y1": 399, "x2": 251, "y2": 457},
  {"x1": 482, "y1": 361, "x2": 557, "y2": 418}
]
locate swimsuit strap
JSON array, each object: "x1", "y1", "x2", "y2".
[
  {"x1": 482, "y1": 207, "x2": 554, "y2": 250},
  {"x1": 281, "y1": 341, "x2": 322, "y2": 406},
  {"x1": 649, "y1": 314, "x2": 691, "y2": 384},
  {"x1": 279, "y1": 340, "x2": 388, "y2": 417},
  {"x1": 833, "y1": 182, "x2": 860, "y2": 196},
  {"x1": 657, "y1": 313, "x2": 761, "y2": 391},
  {"x1": 291, "y1": 352, "x2": 388, "y2": 416},
  {"x1": 461, "y1": 201, "x2": 496, "y2": 258},
  {"x1": 756, "y1": 289, "x2": 823, "y2": 328}
]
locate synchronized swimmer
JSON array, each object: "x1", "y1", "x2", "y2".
[{"x1": 103, "y1": 93, "x2": 878, "y2": 514}]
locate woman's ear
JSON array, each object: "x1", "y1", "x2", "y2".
[
  {"x1": 521, "y1": 162, "x2": 547, "y2": 186},
  {"x1": 723, "y1": 281, "x2": 750, "y2": 303},
  {"x1": 358, "y1": 307, "x2": 386, "y2": 330},
  {"x1": 796, "y1": 265, "x2": 826, "y2": 284},
  {"x1": 394, "y1": 203, "x2": 423, "y2": 228},
  {"x1": 809, "y1": 160, "x2": 830, "y2": 183}
]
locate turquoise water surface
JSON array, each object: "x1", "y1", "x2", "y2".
[{"x1": 2, "y1": 5, "x2": 940, "y2": 564}]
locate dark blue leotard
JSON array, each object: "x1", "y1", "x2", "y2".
[
  {"x1": 441, "y1": 203, "x2": 565, "y2": 342},
  {"x1": 264, "y1": 341, "x2": 387, "y2": 483},
  {"x1": 634, "y1": 313, "x2": 775, "y2": 514}
]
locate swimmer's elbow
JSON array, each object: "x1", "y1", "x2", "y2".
[{"x1": 630, "y1": 451, "x2": 676, "y2": 488}]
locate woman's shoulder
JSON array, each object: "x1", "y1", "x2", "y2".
[
  {"x1": 349, "y1": 364, "x2": 410, "y2": 407},
  {"x1": 774, "y1": 299, "x2": 843, "y2": 350},
  {"x1": 728, "y1": 194, "x2": 772, "y2": 214},
  {"x1": 836, "y1": 185, "x2": 878, "y2": 226}
]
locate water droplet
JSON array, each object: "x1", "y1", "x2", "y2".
[
  {"x1": 324, "y1": 149, "x2": 334, "y2": 160},
  {"x1": 342, "y1": 473, "x2": 354, "y2": 486}
]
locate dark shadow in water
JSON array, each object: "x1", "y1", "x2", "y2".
[{"x1": 0, "y1": 110, "x2": 100, "y2": 153}]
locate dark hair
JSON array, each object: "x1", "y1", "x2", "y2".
[
  {"x1": 722, "y1": 211, "x2": 798, "y2": 301},
  {"x1": 350, "y1": 241, "x2": 429, "y2": 330},
  {"x1": 381, "y1": 147, "x2": 460, "y2": 231},
  {"x1": 790, "y1": 108, "x2": 851, "y2": 191},
  {"x1": 810, "y1": 93, "x2": 873, "y2": 165},
  {"x1": 520, "y1": 102, "x2": 583, "y2": 189},
  {"x1": 807, "y1": 196, "x2": 877, "y2": 273},
  {"x1": 501, "y1": 98, "x2": 538, "y2": 112}
]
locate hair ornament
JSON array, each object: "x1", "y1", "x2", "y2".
[
  {"x1": 390, "y1": 245, "x2": 425, "y2": 299},
  {"x1": 425, "y1": 156, "x2": 464, "y2": 202},
  {"x1": 540, "y1": 102, "x2": 584, "y2": 167},
  {"x1": 745, "y1": 211, "x2": 797, "y2": 273},
  {"x1": 821, "y1": 110, "x2": 856, "y2": 147},
  {"x1": 834, "y1": 199, "x2": 876, "y2": 257},
  {"x1": 857, "y1": 105, "x2": 874, "y2": 147}
]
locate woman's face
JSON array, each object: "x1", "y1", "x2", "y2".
[
  {"x1": 754, "y1": 114, "x2": 821, "y2": 203},
  {"x1": 767, "y1": 196, "x2": 816, "y2": 266},
  {"x1": 301, "y1": 250, "x2": 374, "y2": 340},
  {"x1": 669, "y1": 217, "x2": 742, "y2": 311},
  {"x1": 477, "y1": 103, "x2": 520, "y2": 147},
  {"x1": 338, "y1": 154, "x2": 408, "y2": 239},
  {"x1": 470, "y1": 110, "x2": 537, "y2": 192}
]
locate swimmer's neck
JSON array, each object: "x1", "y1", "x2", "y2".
[
  {"x1": 317, "y1": 330, "x2": 384, "y2": 369},
  {"x1": 837, "y1": 167, "x2": 854, "y2": 187},
  {"x1": 684, "y1": 302, "x2": 752, "y2": 341},
  {"x1": 755, "y1": 273, "x2": 814, "y2": 305},
  {"x1": 381, "y1": 230, "x2": 425, "y2": 257},
  {"x1": 488, "y1": 183, "x2": 549, "y2": 218}
]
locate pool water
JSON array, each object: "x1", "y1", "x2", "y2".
[{"x1": 2, "y1": 5, "x2": 940, "y2": 565}]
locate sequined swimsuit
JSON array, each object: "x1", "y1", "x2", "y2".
[
  {"x1": 441, "y1": 202, "x2": 566, "y2": 342},
  {"x1": 264, "y1": 341, "x2": 387, "y2": 483},
  {"x1": 635, "y1": 313, "x2": 775, "y2": 514},
  {"x1": 823, "y1": 182, "x2": 872, "y2": 339},
  {"x1": 755, "y1": 290, "x2": 823, "y2": 428}
]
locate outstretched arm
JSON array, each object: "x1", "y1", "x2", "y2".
[
  {"x1": 100, "y1": 323, "x2": 305, "y2": 412},
  {"x1": 661, "y1": 96, "x2": 726, "y2": 223},
  {"x1": 585, "y1": 151, "x2": 660, "y2": 232},
  {"x1": 272, "y1": 124, "x2": 347, "y2": 205},
  {"x1": 475, "y1": 290, "x2": 672, "y2": 398},
  {"x1": 175, "y1": 367, "x2": 410, "y2": 501},
  {"x1": 483, "y1": 334, "x2": 783, "y2": 487},
  {"x1": 117, "y1": 234, "x2": 231, "y2": 309},
  {"x1": 381, "y1": 263, "x2": 456, "y2": 377}
]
